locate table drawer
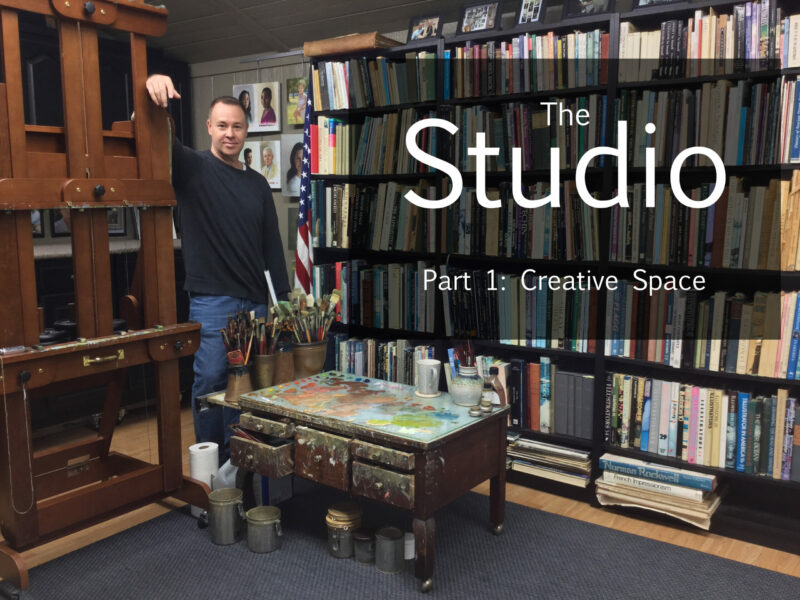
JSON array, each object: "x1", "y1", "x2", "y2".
[
  {"x1": 350, "y1": 440, "x2": 415, "y2": 472},
  {"x1": 294, "y1": 426, "x2": 350, "y2": 491},
  {"x1": 239, "y1": 412, "x2": 295, "y2": 438},
  {"x1": 351, "y1": 461, "x2": 414, "y2": 510},
  {"x1": 230, "y1": 436, "x2": 294, "y2": 479}
]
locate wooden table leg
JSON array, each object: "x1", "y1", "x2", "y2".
[
  {"x1": 413, "y1": 515, "x2": 435, "y2": 592},
  {"x1": 0, "y1": 543, "x2": 28, "y2": 590},
  {"x1": 490, "y1": 468, "x2": 506, "y2": 535}
]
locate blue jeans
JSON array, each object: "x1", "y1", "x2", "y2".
[{"x1": 189, "y1": 294, "x2": 267, "y2": 464}]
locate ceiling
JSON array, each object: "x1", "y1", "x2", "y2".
[{"x1": 148, "y1": 0, "x2": 467, "y2": 64}]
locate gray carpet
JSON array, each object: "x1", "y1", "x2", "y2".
[{"x1": 19, "y1": 481, "x2": 800, "y2": 600}]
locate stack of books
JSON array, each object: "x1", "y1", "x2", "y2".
[
  {"x1": 508, "y1": 437, "x2": 591, "y2": 487},
  {"x1": 597, "y1": 453, "x2": 722, "y2": 530}
]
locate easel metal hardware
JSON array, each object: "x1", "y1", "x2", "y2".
[{"x1": 82, "y1": 348, "x2": 124, "y2": 367}]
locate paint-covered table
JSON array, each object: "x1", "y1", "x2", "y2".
[{"x1": 230, "y1": 371, "x2": 508, "y2": 592}]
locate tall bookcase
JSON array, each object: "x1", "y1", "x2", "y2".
[{"x1": 308, "y1": 0, "x2": 800, "y2": 554}]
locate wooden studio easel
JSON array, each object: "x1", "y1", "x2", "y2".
[{"x1": 0, "y1": 0, "x2": 207, "y2": 589}]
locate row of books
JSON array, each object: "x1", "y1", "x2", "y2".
[
  {"x1": 604, "y1": 372, "x2": 799, "y2": 480},
  {"x1": 442, "y1": 29, "x2": 609, "y2": 99},
  {"x1": 442, "y1": 96, "x2": 608, "y2": 172},
  {"x1": 619, "y1": 6, "x2": 800, "y2": 82},
  {"x1": 507, "y1": 435, "x2": 591, "y2": 488},
  {"x1": 351, "y1": 109, "x2": 438, "y2": 175},
  {"x1": 608, "y1": 178, "x2": 781, "y2": 270},
  {"x1": 614, "y1": 81, "x2": 783, "y2": 167},
  {"x1": 331, "y1": 334, "x2": 435, "y2": 385},
  {"x1": 597, "y1": 454, "x2": 722, "y2": 530},
  {"x1": 438, "y1": 265, "x2": 597, "y2": 353},
  {"x1": 780, "y1": 76, "x2": 800, "y2": 164},
  {"x1": 311, "y1": 117, "x2": 350, "y2": 175},
  {"x1": 603, "y1": 288, "x2": 800, "y2": 381},
  {"x1": 314, "y1": 260, "x2": 436, "y2": 333},
  {"x1": 311, "y1": 52, "x2": 436, "y2": 111}
]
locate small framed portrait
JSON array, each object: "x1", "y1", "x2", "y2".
[
  {"x1": 516, "y1": 0, "x2": 544, "y2": 25},
  {"x1": 240, "y1": 140, "x2": 261, "y2": 172},
  {"x1": 107, "y1": 207, "x2": 126, "y2": 236},
  {"x1": 286, "y1": 77, "x2": 308, "y2": 126},
  {"x1": 251, "y1": 82, "x2": 281, "y2": 133},
  {"x1": 281, "y1": 133, "x2": 304, "y2": 198},
  {"x1": 564, "y1": 0, "x2": 614, "y2": 18},
  {"x1": 232, "y1": 83, "x2": 256, "y2": 128},
  {"x1": 457, "y1": 1, "x2": 503, "y2": 35},
  {"x1": 259, "y1": 139, "x2": 281, "y2": 189},
  {"x1": 407, "y1": 15, "x2": 442, "y2": 42},
  {"x1": 31, "y1": 210, "x2": 43, "y2": 237},
  {"x1": 634, "y1": 0, "x2": 678, "y2": 6},
  {"x1": 49, "y1": 208, "x2": 70, "y2": 237}
]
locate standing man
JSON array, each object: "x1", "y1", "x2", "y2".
[{"x1": 146, "y1": 75, "x2": 290, "y2": 463}]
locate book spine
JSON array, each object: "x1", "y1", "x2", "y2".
[
  {"x1": 736, "y1": 391, "x2": 750, "y2": 472},
  {"x1": 602, "y1": 471, "x2": 706, "y2": 501},
  {"x1": 598, "y1": 456, "x2": 715, "y2": 491}
]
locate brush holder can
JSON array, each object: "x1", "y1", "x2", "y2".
[
  {"x1": 273, "y1": 343, "x2": 295, "y2": 385},
  {"x1": 252, "y1": 353, "x2": 276, "y2": 390},
  {"x1": 293, "y1": 340, "x2": 327, "y2": 379},
  {"x1": 223, "y1": 365, "x2": 252, "y2": 405}
]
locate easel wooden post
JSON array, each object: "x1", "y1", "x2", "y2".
[{"x1": 0, "y1": 1, "x2": 208, "y2": 589}]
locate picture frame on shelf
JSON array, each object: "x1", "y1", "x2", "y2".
[
  {"x1": 516, "y1": 0, "x2": 544, "y2": 25},
  {"x1": 634, "y1": 0, "x2": 678, "y2": 6},
  {"x1": 563, "y1": 0, "x2": 614, "y2": 18},
  {"x1": 407, "y1": 14, "x2": 443, "y2": 42},
  {"x1": 457, "y1": 1, "x2": 503, "y2": 35},
  {"x1": 107, "y1": 207, "x2": 126, "y2": 236},
  {"x1": 49, "y1": 208, "x2": 70, "y2": 237},
  {"x1": 286, "y1": 77, "x2": 308, "y2": 126}
]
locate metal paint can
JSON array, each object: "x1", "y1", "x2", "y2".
[
  {"x1": 208, "y1": 487, "x2": 245, "y2": 545},
  {"x1": 353, "y1": 528, "x2": 375, "y2": 564},
  {"x1": 246, "y1": 505, "x2": 282, "y2": 553},
  {"x1": 375, "y1": 526, "x2": 404, "y2": 574},
  {"x1": 325, "y1": 502, "x2": 362, "y2": 559}
]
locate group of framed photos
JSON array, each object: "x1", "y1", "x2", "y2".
[
  {"x1": 231, "y1": 77, "x2": 308, "y2": 197},
  {"x1": 407, "y1": 0, "x2": 678, "y2": 39}
]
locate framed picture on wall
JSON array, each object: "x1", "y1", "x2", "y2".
[
  {"x1": 251, "y1": 82, "x2": 281, "y2": 133},
  {"x1": 259, "y1": 140, "x2": 281, "y2": 189},
  {"x1": 281, "y1": 133, "x2": 303, "y2": 198},
  {"x1": 240, "y1": 140, "x2": 261, "y2": 172},
  {"x1": 457, "y1": 1, "x2": 503, "y2": 35},
  {"x1": 232, "y1": 83, "x2": 256, "y2": 127},
  {"x1": 286, "y1": 77, "x2": 308, "y2": 126},
  {"x1": 107, "y1": 207, "x2": 126, "y2": 236},
  {"x1": 407, "y1": 14, "x2": 442, "y2": 42},
  {"x1": 49, "y1": 208, "x2": 70, "y2": 237},
  {"x1": 31, "y1": 210, "x2": 43, "y2": 237},
  {"x1": 516, "y1": 0, "x2": 544, "y2": 25},
  {"x1": 564, "y1": 0, "x2": 614, "y2": 18}
]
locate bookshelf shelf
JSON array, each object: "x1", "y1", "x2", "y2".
[
  {"x1": 514, "y1": 428, "x2": 594, "y2": 450},
  {"x1": 329, "y1": 321, "x2": 441, "y2": 340},
  {"x1": 309, "y1": 173, "x2": 437, "y2": 182},
  {"x1": 603, "y1": 445, "x2": 800, "y2": 491},
  {"x1": 442, "y1": 85, "x2": 609, "y2": 105},
  {"x1": 314, "y1": 100, "x2": 437, "y2": 118},
  {"x1": 617, "y1": 70, "x2": 785, "y2": 90},
  {"x1": 607, "y1": 261, "x2": 800, "y2": 287},
  {"x1": 604, "y1": 355, "x2": 800, "y2": 390},
  {"x1": 476, "y1": 341, "x2": 596, "y2": 363},
  {"x1": 314, "y1": 246, "x2": 442, "y2": 262}
]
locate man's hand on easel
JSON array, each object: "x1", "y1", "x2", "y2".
[{"x1": 146, "y1": 74, "x2": 181, "y2": 108}]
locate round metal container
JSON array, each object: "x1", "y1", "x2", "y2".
[
  {"x1": 353, "y1": 528, "x2": 375, "y2": 564},
  {"x1": 325, "y1": 502, "x2": 362, "y2": 559},
  {"x1": 208, "y1": 487, "x2": 244, "y2": 545},
  {"x1": 246, "y1": 505, "x2": 282, "y2": 553},
  {"x1": 375, "y1": 527, "x2": 404, "y2": 574}
]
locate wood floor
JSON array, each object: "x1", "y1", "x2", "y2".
[{"x1": 6, "y1": 405, "x2": 800, "y2": 581}]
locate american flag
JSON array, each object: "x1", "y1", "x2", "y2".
[{"x1": 294, "y1": 72, "x2": 314, "y2": 294}]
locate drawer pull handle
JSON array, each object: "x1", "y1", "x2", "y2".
[
  {"x1": 314, "y1": 455, "x2": 322, "y2": 463},
  {"x1": 256, "y1": 423, "x2": 264, "y2": 431},
  {"x1": 245, "y1": 454, "x2": 253, "y2": 462},
  {"x1": 376, "y1": 482, "x2": 384, "y2": 490},
  {"x1": 83, "y1": 349, "x2": 124, "y2": 367}
]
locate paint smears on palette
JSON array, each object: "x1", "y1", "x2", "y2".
[{"x1": 241, "y1": 371, "x2": 491, "y2": 443}]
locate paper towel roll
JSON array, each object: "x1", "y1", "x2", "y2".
[
  {"x1": 404, "y1": 532, "x2": 415, "y2": 560},
  {"x1": 189, "y1": 442, "x2": 219, "y2": 519}
]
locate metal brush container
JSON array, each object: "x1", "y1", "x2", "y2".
[
  {"x1": 325, "y1": 501, "x2": 362, "y2": 558},
  {"x1": 246, "y1": 505, "x2": 282, "y2": 553}
]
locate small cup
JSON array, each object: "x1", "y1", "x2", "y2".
[{"x1": 415, "y1": 358, "x2": 441, "y2": 397}]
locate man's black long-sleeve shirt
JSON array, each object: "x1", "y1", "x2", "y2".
[{"x1": 171, "y1": 138, "x2": 291, "y2": 304}]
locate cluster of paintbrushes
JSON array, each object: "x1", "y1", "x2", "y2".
[
  {"x1": 220, "y1": 311, "x2": 258, "y2": 367},
  {"x1": 279, "y1": 289, "x2": 341, "y2": 344},
  {"x1": 453, "y1": 340, "x2": 475, "y2": 368}
]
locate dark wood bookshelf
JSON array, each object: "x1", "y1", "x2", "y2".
[
  {"x1": 314, "y1": 100, "x2": 437, "y2": 118},
  {"x1": 308, "y1": 4, "x2": 800, "y2": 553}
]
